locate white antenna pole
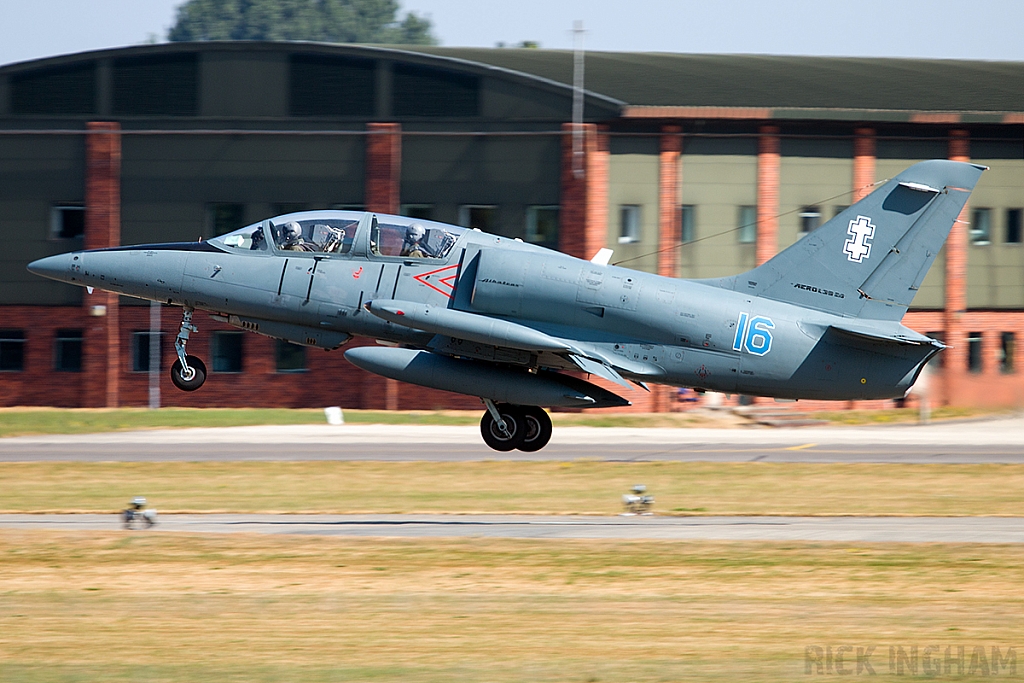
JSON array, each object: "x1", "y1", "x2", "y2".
[
  {"x1": 572, "y1": 20, "x2": 586, "y2": 179},
  {"x1": 148, "y1": 300, "x2": 161, "y2": 410}
]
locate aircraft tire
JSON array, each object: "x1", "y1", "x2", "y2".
[
  {"x1": 517, "y1": 406, "x2": 552, "y2": 452},
  {"x1": 480, "y1": 404, "x2": 526, "y2": 452},
  {"x1": 170, "y1": 356, "x2": 207, "y2": 392}
]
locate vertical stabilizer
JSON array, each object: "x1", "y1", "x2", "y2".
[{"x1": 704, "y1": 160, "x2": 985, "y2": 320}]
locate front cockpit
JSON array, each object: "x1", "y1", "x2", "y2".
[{"x1": 209, "y1": 210, "x2": 466, "y2": 261}]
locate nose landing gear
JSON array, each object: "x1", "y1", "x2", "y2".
[
  {"x1": 479, "y1": 400, "x2": 553, "y2": 452},
  {"x1": 170, "y1": 308, "x2": 207, "y2": 392}
]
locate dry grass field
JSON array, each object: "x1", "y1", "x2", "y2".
[
  {"x1": 1, "y1": 531, "x2": 1021, "y2": 682},
  {"x1": 0, "y1": 406, "x2": 1002, "y2": 437},
  {"x1": 0, "y1": 461, "x2": 1022, "y2": 517}
]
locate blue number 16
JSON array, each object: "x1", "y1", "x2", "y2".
[{"x1": 732, "y1": 312, "x2": 775, "y2": 356}]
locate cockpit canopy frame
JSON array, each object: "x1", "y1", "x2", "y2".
[{"x1": 209, "y1": 210, "x2": 466, "y2": 261}]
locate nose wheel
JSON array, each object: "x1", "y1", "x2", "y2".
[
  {"x1": 479, "y1": 401, "x2": 552, "y2": 452},
  {"x1": 170, "y1": 308, "x2": 207, "y2": 391}
]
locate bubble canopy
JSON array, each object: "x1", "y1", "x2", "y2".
[{"x1": 209, "y1": 211, "x2": 467, "y2": 260}]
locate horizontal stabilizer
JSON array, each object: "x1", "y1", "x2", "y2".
[{"x1": 826, "y1": 321, "x2": 941, "y2": 347}]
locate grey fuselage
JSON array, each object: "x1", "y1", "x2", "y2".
[{"x1": 33, "y1": 209, "x2": 933, "y2": 402}]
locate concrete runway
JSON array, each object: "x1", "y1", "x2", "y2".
[
  {"x1": 2, "y1": 513, "x2": 1022, "y2": 543},
  {"x1": 2, "y1": 420, "x2": 1022, "y2": 543},
  {"x1": 1, "y1": 418, "x2": 1023, "y2": 463}
]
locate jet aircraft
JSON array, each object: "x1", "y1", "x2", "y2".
[{"x1": 28, "y1": 160, "x2": 985, "y2": 451}]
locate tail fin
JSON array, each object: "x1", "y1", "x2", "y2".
[{"x1": 707, "y1": 159, "x2": 985, "y2": 321}]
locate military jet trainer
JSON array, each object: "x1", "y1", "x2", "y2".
[{"x1": 28, "y1": 160, "x2": 984, "y2": 452}]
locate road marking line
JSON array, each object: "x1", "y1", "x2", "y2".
[{"x1": 784, "y1": 443, "x2": 818, "y2": 451}]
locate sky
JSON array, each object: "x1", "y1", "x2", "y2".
[{"x1": 2, "y1": 0, "x2": 1024, "y2": 67}]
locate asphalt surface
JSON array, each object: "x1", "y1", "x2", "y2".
[
  {"x1": 2, "y1": 419, "x2": 1021, "y2": 543},
  {"x1": 1, "y1": 418, "x2": 1023, "y2": 463},
  {"x1": 2, "y1": 513, "x2": 1022, "y2": 543}
]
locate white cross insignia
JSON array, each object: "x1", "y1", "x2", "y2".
[{"x1": 844, "y1": 215, "x2": 875, "y2": 263}]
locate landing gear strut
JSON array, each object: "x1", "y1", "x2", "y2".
[
  {"x1": 479, "y1": 401, "x2": 553, "y2": 452},
  {"x1": 170, "y1": 308, "x2": 207, "y2": 391}
]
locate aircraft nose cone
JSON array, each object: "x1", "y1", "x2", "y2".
[{"x1": 27, "y1": 253, "x2": 76, "y2": 282}]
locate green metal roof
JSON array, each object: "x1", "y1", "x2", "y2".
[
  {"x1": 5, "y1": 42, "x2": 1024, "y2": 122},
  {"x1": 396, "y1": 47, "x2": 1024, "y2": 117}
]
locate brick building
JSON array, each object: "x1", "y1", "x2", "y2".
[{"x1": 1, "y1": 43, "x2": 1023, "y2": 409}]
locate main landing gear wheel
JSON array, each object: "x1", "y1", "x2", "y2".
[
  {"x1": 480, "y1": 403, "x2": 526, "y2": 451},
  {"x1": 171, "y1": 355, "x2": 207, "y2": 391},
  {"x1": 517, "y1": 406, "x2": 552, "y2": 452}
]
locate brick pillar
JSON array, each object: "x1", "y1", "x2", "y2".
[
  {"x1": 844, "y1": 128, "x2": 878, "y2": 409},
  {"x1": 365, "y1": 122, "x2": 401, "y2": 214},
  {"x1": 944, "y1": 130, "x2": 970, "y2": 405},
  {"x1": 364, "y1": 123, "x2": 402, "y2": 409},
  {"x1": 653, "y1": 126, "x2": 682, "y2": 413},
  {"x1": 756, "y1": 125, "x2": 780, "y2": 266},
  {"x1": 559, "y1": 123, "x2": 609, "y2": 260},
  {"x1": 82, "y1": 122, "x2": 121, "y2": 408},
  {"x1": 658, "y1": 126, "x2": 682, "y2": 278},
  {"x1": 852, "y1": 128, "x2": 876, "y2": 202}
]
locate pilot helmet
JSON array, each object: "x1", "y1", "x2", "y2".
[
  {"x1": 406, "y1": 223, "x2": 426, "y2": 242},
  {"x1": 282, "y1": 221, "x2": 302, "y2": 245}
]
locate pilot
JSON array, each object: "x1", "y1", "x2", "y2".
[
  {"x1": 401, "y1": 223, "x2": 432, "y2": 258},
  {"x1": 281, "y1": 221, "x2": 314, "y2": 252}
]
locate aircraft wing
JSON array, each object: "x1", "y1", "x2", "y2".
[{"x1": 365, "y1": 298, "x2": 664, "y2": 387}]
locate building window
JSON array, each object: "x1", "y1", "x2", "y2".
[
  {"x1": 54, "y1": 329, "x2": 83, "y2": 372},
  {"x1": 393, "y1": 64, "x2": 480, "y2": 117},
  {"x1": 526, "y1": 206, "x2": 559, "y2": 247},
  {"x1": 50, "y1": 204, "x2": 85, "y2": 240},
  {"x1": 680, "y1": 205, "x2": 696, "y2": 243},
  {"x1": 289, "y1": 54, "x2": 375, "y2": 117},
  {"x1": 799, "y1": 206, "x2": 821, "y2": 234},
  {"x1": 212, "y1": 332, "x2": 244, "y2": 373},
  {"x1": 970, "y1": 208, "x2": 991, "y2": 245},
  {"x1": 1001, "y1": 332, "x2": 1016, "y2": 374},
  {"x1": 0, "y1": 330, "x2": 25, "y2": 372},
  {"x1": 275, "y1": 340, "x2": 306, "y2": 373},
  {"x1": 458, "y1": 205, "x2": 497, "y2": 232},
  {"x1": 112, "y1": 54, "x2": 198, "y2": 117},
  {"x1": 1006, "y1": 209, "x2": 1022, "y2": 244},
  {"x1": 618, "y1": 205, "x2": 641, "y2": 244},
  {"x1": 11, "y1": 63, "x2": 96, "y2": 116},
  {"x1": 737, "y1": 206, "x2": 757, "y2": 244},
  {"x1": 401, "y1": 204, "x2": 434, "y2": 221},
  {"x1": 967, "y1": 332, "x2": 983, "y2": 373},
  {"x1": 208, "y1": 203, "x2": 245, "y2": 239},
  {"x1": 132, "y1": 331, "x2": 162, "y2": 373}
]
